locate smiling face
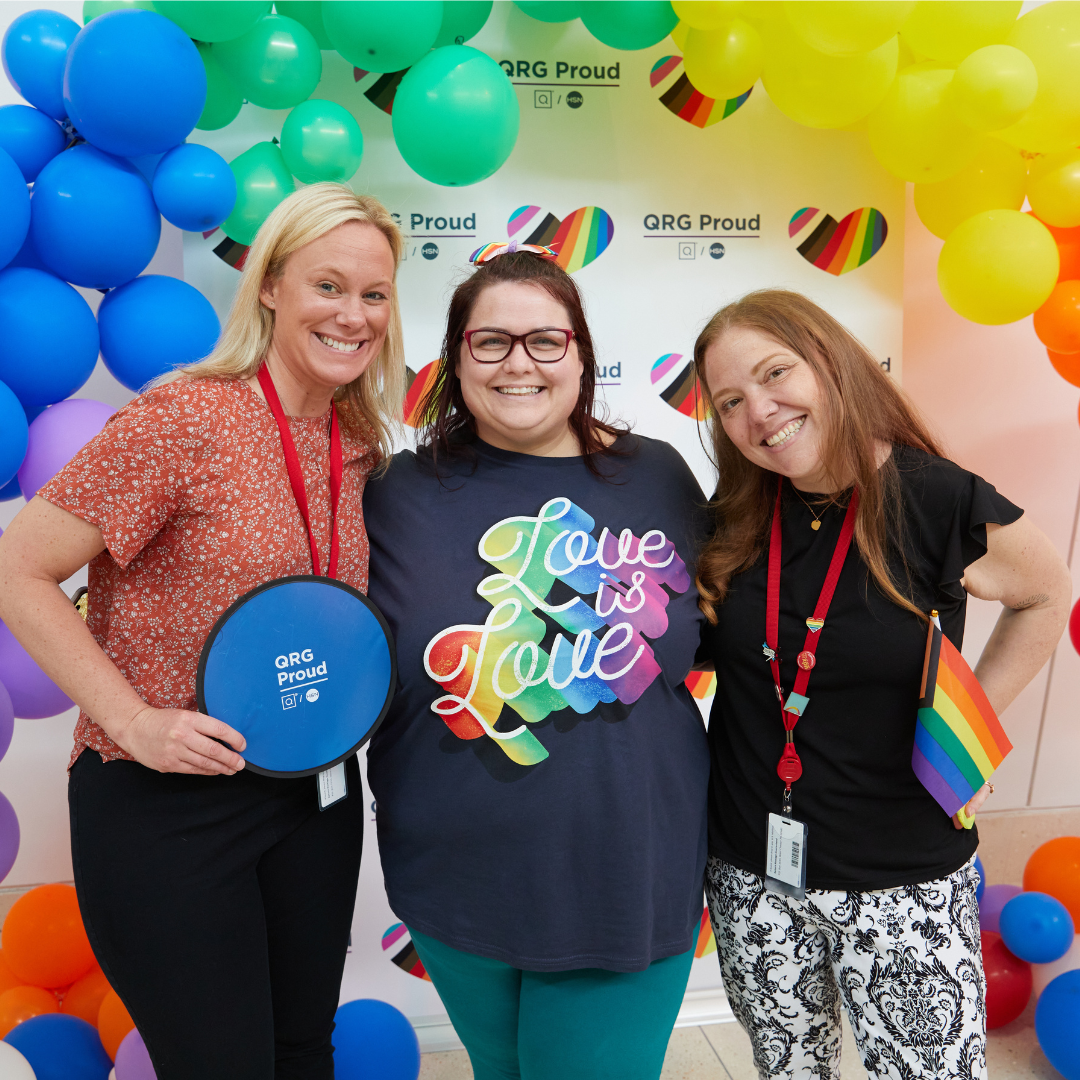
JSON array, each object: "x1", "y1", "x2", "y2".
[
  {"x1": 456, "y1": 280, "x2": 585, "y2": 457},
  {"x1": 259, "y1": 220, "x2": 396, "y2": 407},
  {"x1": 703, "y1": 325, "x2": 834, "y2": 491}
]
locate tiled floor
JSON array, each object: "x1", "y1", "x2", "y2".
[{"x1": 418, "y1": 1007, "x2": 1065, "y2": 1079}]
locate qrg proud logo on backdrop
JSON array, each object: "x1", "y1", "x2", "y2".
[{"x1": 423, "y1": 498, "x2": 691, "y2": 766}]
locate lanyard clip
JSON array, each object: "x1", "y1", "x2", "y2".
[{"x1": 782, "y1": 786, "x2": 793, "y2": 816}]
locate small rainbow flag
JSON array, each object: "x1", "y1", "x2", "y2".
[{"x1": 912, "y1": 613, "x2": 1012, "y2": 817}]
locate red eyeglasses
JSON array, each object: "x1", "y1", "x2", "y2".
[{"x1": 463, "y1": 328, "x2": 575, "y2": 364}]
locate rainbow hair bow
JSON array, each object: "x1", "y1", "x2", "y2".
[
  {"x1": 912, "y1": 611, "x2": 1012, "y2": 819},
  {"x1": 469, "y1": 240, "x2": 558, "y2": 265}
]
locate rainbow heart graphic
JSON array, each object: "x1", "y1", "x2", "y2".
[
  {"x1": 789, "y1": 206, "x2": 888, "y2": 276},
  {"x1": 403, "y1": 360, "x2": 439, "y2": 428},
  {"x1": 651, "y1": 353, "x2": 710, "y2": 421},
  {"x1": 649, "y1": 55, "x2": 752, "y2": 129},
  {"x1": 806, "y1": 617, "x2": 825, "y2": 633},
  {"x1": 507, "y1": 205, "x2": 614, "y2": 273}
]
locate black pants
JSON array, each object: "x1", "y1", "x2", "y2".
[{"x1": 69, "y1": 750, "x2": 364, "y2": 1080}]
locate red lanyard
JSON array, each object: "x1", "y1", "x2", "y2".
[
  {"x1": 257, "y1": 365, "x2": 342, "y2": 579},
  {"x1": 765, "y1": 478, "x2": 859, "y2": 802}
]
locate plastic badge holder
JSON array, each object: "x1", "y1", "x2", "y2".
[{"x1": 197, "y1": 575, "x2": 396, "y2": 777}]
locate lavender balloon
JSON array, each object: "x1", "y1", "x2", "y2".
[
  {"x1": 0, "y1": 678, "x2": 14, "y2": 762},
  {"x1": 0, "y1": 621, "x2": 73, "y2": 718},
  {"x1": 980, "y1": 883, "x2": 1023, "y2": 934},
  {"x1": 115, "y1": 1028, "x2": 156, "y2": 1080},
  {"x1": 0, "y1": 790, "x2": 18, "y2": 884},
  {"x1": 17, "y1": 398, "x2": 115, "y2": 500}
]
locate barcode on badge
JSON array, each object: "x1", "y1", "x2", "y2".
[{"x1": 790, "y1": 841, "x2": 801, "y2": 868}]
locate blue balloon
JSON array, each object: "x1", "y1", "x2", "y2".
[
  {"x1": 99, "y1": 275, "x2": 220, "y2": 391},
  {"x1": 1036, "y1": 969, "x2": 1080, "y2": 1080},
  {"x1": 0, "y1": 380, "x2": 28, "y2": 489},
  {"x1": 152, "y1": 143, "x2": 236, "y2": 232},
  {"x1": 64, "y1": 9, "x2": 206, "y2": 157},
  {"x1": 0, "y1": 147, "x2": 29, "y2": 270},
  {"x1": 4, "y1": 1014, "x2": 113, "y2": 1080},
  {"x1": 0, "y1": 476, "x2": 21, "y2": 502},
  {"x1": 0, "y1": 104, "x2": 65, "y2": 182},
  {"x1": 32, "y1": 143, "x2": 160, "y2": 289},
  {"x1": 334, "y1": 1000, "x2": 420, "y2": 1080},
  {"x1": 127, "y1": 151, "x2": 165, "y2": 184},
  {"x1": 0, "y1": 268, "x2": 100, "y2": 406},
  {"x1": 974, "y1": 854, "x2": 985, "y2": 903},
  {"x1": 7, "y1": 229, "x2": 49, "y2": 273},
  {"x1": 1000, "y1": 891, "x2": 1075, "y2": 964},
  {"x1": 1, "y1": 9, "x2": 80, "y2": 121}
]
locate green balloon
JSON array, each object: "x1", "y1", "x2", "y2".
[
  {"x1": 280, "y1": 99, "x2": 364, "y2": 183},
  {"x1": 83, "y1": 0, "x2": 154, "y2": 24},
  {"x1": 579, "y1": 1, "x2": 676, "y2": 49},
  {"x1": 223, "y1": 141, "x2": 295, "y2": 245},
  {"x1": 323, "y1": 1, "x2": 443, "y2": 73},
  {"x1": 153, "y1": 1, "x2": 271, "y2": 42},
  {"x1": 392, "y1": 44, "x2": 518, "y2": 186},
  {"x1": 195, "y1": 43, "x2": 243, "y2": 129},
  {"x1": 513, "y1": 1, "x2": 580, "y2": 23},
  {"x1": 434, "y1": 0, "x2": 492, "y2": 46},
  {"x1": 275, "y1": 1, "x2": 332, "y2": 49},
  {"x1": 215, "y1": 14, "x2": 322, "y2": 111}
]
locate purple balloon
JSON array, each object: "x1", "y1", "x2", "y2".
[
  {"x1": 980, "y1": 883, "x2": 1023, "y2": 934},
  {"x1": 17, "y1": 398, "x2": 115, "y2": 500},
  {"x1": 0, "y1": 621, "x2": 72, "y2": 718},
  {"x1": 0, "y1": 679, "x2": 14, "y2": 763},
  {"x1": 0, "y1": 790, "x2": 19, "y2": 884},
  {"x1": 115, "y1": 1028, "x2": 156, "y2": 1080}
]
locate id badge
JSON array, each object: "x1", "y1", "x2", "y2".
[
  {"x1": 765, "y1": 813, "x2": 808, "y2": 900},
  {"x1": 317, "y1": 761, "x2": 348, "y2": 810}
]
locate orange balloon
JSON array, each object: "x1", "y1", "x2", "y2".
[
  {"x1": 0, "y1": 951, "x2": 25, "y2": 997},
  {"x1": 0, "y1": 985, "x2": 59, "y2": 1037},
  {"x1": 97, "y1": 989, "x2": 135, "y2": 1061},
  {"x1": 1024, "y1": 836, "x2": 1080, "y2": 926},
  {"x1": 1034, "y1": 280, "x2": 1080, "y2": 353},
  {"x1": 61, "y1": 966, "x2": 112, "y2": 1027},
  {"x1": 1027, "y1": 212, "x2": 1080, "y2": 281},
  {"x1": 1048, "y1": 347, "x2": 1080, "y2": 386},
  {"x1": 1, "y1": 884, "x2": 96, "y2": 989}
]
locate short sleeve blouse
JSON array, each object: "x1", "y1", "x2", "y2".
[{"x1": 37, "y1": 378, "x2": 380, "y2": 768}]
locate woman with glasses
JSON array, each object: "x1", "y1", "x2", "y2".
[{"x1": 362, "y1": 243, "x2": 710, "y2": 1080}]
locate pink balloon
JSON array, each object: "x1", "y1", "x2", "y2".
[
  {"x1": 980, "y1": 883, "x2": 1023, "y2": 934},
  {"x1": 0, "y1": 621, "x2": 72, "y2": 718},
  {"x1": 17, "y1": 398, "x2": 115, "y2": 500},
  {"x1": 115, "y1": 1028, "x2": 156, "y2": 1080}
]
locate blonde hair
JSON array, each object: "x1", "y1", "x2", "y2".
[{"x1": 182, "y1": 183, "x2": 405, "y2": 457}]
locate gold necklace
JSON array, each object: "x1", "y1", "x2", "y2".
[{"x1": 792, "y1": 486, "x2": 827, "y2": 531}]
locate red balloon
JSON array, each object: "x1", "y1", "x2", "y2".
[
  {"x1": 983, "y1": 930, "x2": 1032, "y2": 1028},
  {"x1": 1071, "y1": 598, "x2": 1080, "y2": 657}
]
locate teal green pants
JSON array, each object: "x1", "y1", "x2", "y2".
[{"x1": 409, "y1": 928, "x2": 695, "y2": 1080}]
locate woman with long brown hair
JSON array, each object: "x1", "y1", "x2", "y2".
[
  {"x1": 694, "y1": 289, "x2": 1069, "y2": 1080},
  {"x1": 362, "y1": 244, "x2": 710, "y2": 1080}
]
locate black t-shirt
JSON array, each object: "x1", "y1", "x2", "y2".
[
  {"x1": 701, "y1": 446, "x2": 1023, "y2": 891},
  {"x1": 363, "y1": 435, "x2": 710, "y2": 972}
]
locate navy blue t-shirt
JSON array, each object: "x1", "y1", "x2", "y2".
[{"x1": 363, "y1": 435, "x2": 709, "y2": 972}]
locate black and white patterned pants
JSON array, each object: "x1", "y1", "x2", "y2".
[{"x1": 705, "y1": 856, "x2": 986, "y2": 1080}]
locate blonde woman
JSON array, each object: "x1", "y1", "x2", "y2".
[{"x1": 0, "y1": 184, "x2": 405, "y2": 1080}]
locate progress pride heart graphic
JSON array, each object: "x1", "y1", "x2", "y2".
[
  {"x1": 789, "y1": 206, "x2": 888, "y2": 275},
  {"x1": 507, "y1": 205, "x2": 614, "y2": 272}
]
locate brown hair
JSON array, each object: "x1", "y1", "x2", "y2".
[
  {"x1": 417, "y1": 252, "x2": 626, "y2": 473},
  {"x1": 693, "y1": 289, "x2": 943, "y2": 623}
]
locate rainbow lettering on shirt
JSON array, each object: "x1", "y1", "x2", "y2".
[{"x1": 424, "y1": 498, "x2": 691, "y2": 765}]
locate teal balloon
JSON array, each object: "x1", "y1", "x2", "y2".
[
  {"x1": 281, "y1": 99, "x2": 363, "y2": 183},
  {"x1": 83, "y1": 0, "x2": 154, "y2": 23},
  {"x1": 514, "y1": 1, "x2": 580, "y2": 22},
  {"x1": 223, "y1": 141, "x2": 294, "y2": 245},
  {"x1": 275, "y1": 1, "x2": 332, "y2": 49},
  {"x1": 579, "y1": 1, "x2": 676, "y2": 49},
  {"x1": 393, "y1": 45, "x2": 518, "y2": 186},
  {"x1": 195, "y1": 43, "x2": 242, "y2": 130},
  {"x1": 434, "y1": 1, "x2": 491, "y2": 46},
  {"x1": 152, "y1": 1, "x2": 271, "y2": 42},
  {"x1": 215, "y1": 14, "x2": 322, "y2": 110},
  {"x1": 323, "y1": 1, "x2": 443, "y2": 73}
]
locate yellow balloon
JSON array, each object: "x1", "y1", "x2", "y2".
[
  {"x1": 761, "y1": 21, "x2": 898, "y2": 128},
  {"x1": 868, "y1": 63, "x2": 981, "y2": 182},
  {"x1": 684, "y1": 18, "x2": 762, "y2": 99},
  {"x1": 900, "y1": 1, "x2": 1022, "y2": 63},
  {"x1": 938, "y1": 209, "x2": 1058, "y2": 324},
  {"x1": 671, "y1": 20, "x2": 690, "y2": 50},
  {"x1": 783, "y1": 1, "x2": 913, "y2": 56},
  {"x1": 914, "y1": 138, "x2": 1026, "y2": 239},
  {"x1": 672, "y1": 1, "x2": 741, "y2": 31},
  {"x1": 997, "y1": 2, "x2": 1080, "y2": 152},
  {"x1": 947, "y1": 45, "x2": 1037, "y2": 132},
  {"x1": 1028, "y1": 150, "x2": 1080, "y2": 229}
]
